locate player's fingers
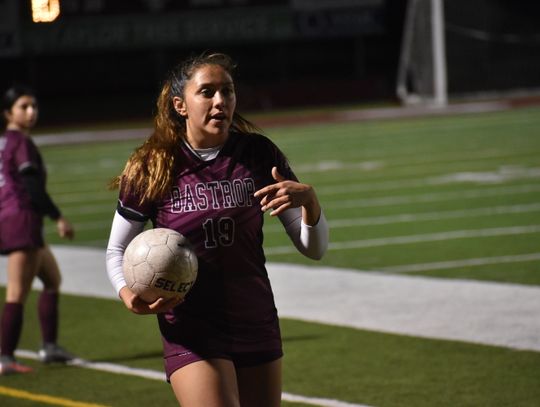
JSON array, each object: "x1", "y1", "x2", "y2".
[
  {"x1": 272, "y1": 166, "x2": 286, "y2": 182},
  {"x1": 128, "y1": 302, "x2": 148, "y2": 315},
  {"x1": 258, "y1": 190, "x2": 279, "y2": 207},
  {"x1": 254, "y1": 168, "x2": 286, "y2": 200},
  {"x1": 265, "y1": 196, "x2": 293, "y2": 213},
  {"x1": 148, "y1": 297, "x2": 166, "y2": 310},
  {"x1": 254, "y1": 184, "x2": 277, "y2": 199},
  {"x1": 269, "y1": 204, "x2": 292, "y2": 217},
  {"x1": 261, "y1": 197, "x2": 283, "y2": 212},
  {"x1": 148, "y1": 297, "x2": 183, "y2": 312}
]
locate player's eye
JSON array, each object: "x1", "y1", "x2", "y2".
[
  {"x1": 200, "y1": 88, "x2": 215, "y2": 98},
  {"x1": 222, "y1": 87, "x2": 235, "y2": 97},
  {"x1": 20, "y1": 103, "x2": 37, "y2": 110}
]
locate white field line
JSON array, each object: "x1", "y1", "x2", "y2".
[
  {"x1": 265, "y1": 225, "x2": 540, "y2": 255},
  {"x1": 15, "y1": 350, "x2": 371, "y2": 407},
  {"x1": 60, "y1": 203, "x2": 116, "y2": 214},
  {"x1": 35, "y1": 128, "x2": 150, "y2": 146},
  {"x1": 45, "y1": 151, "x2": 539, "y2": 194},
  {"x1": 325, "y1": 184, "x2": 540, "y2": 209},
  {"x1": 270, "y1": 102, "x2": 526, "y2": 142},
  {"x1": 52, "y1": 191, "x2": 115, "y2": 204},
  {"x1": 431, "y1": 167, "x2": 540, "y2": 184},
  {"x1": 32, "y1": 105, "x2": 530, "y2": 151},
  {"x1": 336, "y1": 100, "x2": 509, "y2": 121},
  {"x1": 47, "y1": 183, "x2": 540, "y2": 220},
  {"x1": 327, "y1": 202, "x2": 540, "y2": 227},
  {"x1": 380, "y1": 252, "x2": 540, "y2": 273},
  {"x1": 46, "y1": 202, "x2": 540, "y2": 236},
  {"x1": 265, "y1": 202, "x2": 540, "y2": 233},
  {"x1": 296, "y1": 150, "x2": 540, "y2": 177},
  {"x1": 60, "y1": 204, "x2": 116, "y2": 215},
  {"x1": 316, "y1": 167, "x2": 540, "y2": 195},
  {"x1": 44, "y1": 219, "x2": 114, "y2": 234},
  {"x1": 316, "y1": 177, "x2": 441, "y2": 195},
  {"x1": 47, "y1": 163, "x2": 540, "y2": 199},
  {"x1": 281, "y1": 393, "x2": 371, "y2": 407}
]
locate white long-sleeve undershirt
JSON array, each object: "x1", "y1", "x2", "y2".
[
  {"x1": 105, "y1": 212, "x2": 145, "y2": 296},
  {"x1": 105, "y1": 209, "x2": 329, "y2": 296}
]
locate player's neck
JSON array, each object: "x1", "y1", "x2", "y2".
[
  {"x1": 6, "y1": 124, "x2": 31, "y2": 136},
  {"x1": 185, "y1": 129, "x2": 228, "y2": 149},
  {"x1": 183, "y1": 139, "x2": 222, "y2": 162}
]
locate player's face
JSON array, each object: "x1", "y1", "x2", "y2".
[
  {"x1": 4, "y1": 95, "x2": 39, "y2": 134},
  {"x1": 174, "y1": 64, "x2": 236, "y2": 148}
]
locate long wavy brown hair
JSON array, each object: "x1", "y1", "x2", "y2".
[{"x1": 110, "y1": 52, "x2": 260, "y2": 204}]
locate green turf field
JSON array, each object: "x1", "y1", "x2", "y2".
[{"x1": 2, "y1": 105, "x2": 540, "y2": 406}]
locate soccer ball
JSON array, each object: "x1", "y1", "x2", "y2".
[{"x1": 122, "y1": 228, "x2": 198, "y2": 303}]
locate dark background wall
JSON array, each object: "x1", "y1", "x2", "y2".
[
  {"x1": 0, "y1": 0, "x2": 406, "y2": 125},
  {"x1": 1, "y1": 0, "x2": 539, "y2": 126}
]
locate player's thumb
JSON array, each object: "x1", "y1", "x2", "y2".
[{"x1": 272, "y1": 166, "x2": 285, "y2": 182}]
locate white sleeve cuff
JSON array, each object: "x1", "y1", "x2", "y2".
[{"x1": 279, "y1": 208, "x2": 329, "y2": 260}]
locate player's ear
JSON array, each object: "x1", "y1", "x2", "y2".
[
  {"x1": 3, "y1": 109, "x2": 12, "y2": 122},
  {"x1": 172, "y1": 96, "x2": 187, "y2": 117}
]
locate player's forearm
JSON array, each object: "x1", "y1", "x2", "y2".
[
  {"x1": 106, "y1": 211, "x2": 146, "y2": 295},
  {"x1": 279, "y1": 208, "x2": 329, "y2": 260},
  {"x1": 299, "y1": 210, "x2": 329, "y2": 260},
  {"x1": 21, "y1": 170, "x2": 61, "y2": 219},
  {"x1": 301, "y1": 192, "x2": 322, "y2": 226}
]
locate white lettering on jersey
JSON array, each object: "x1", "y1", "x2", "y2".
[
  {"x1": 195, "y1": 184, "x2": 209, "y2": 210},
  {"x1": 170, "y1": 178, "x2": 256, "y2": 213}
]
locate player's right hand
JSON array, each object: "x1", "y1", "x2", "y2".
[{"x1": 148, "y1": 296, "x2": 184, "y2": 313}]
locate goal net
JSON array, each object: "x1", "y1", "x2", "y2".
[{"x1": 396, "y1": 0, "x2": 540, "y2": 106}]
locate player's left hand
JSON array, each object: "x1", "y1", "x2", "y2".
[
  {"x1": 56, "y1": 217, "x2": 75, "y2": 240},
  {"x1": 254, "y1": 166, "x2": 317, "y2": 218}
]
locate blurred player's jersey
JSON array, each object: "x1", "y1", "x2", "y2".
[
  {"x1": 0, "y1": 130, "x2": 46, "y2": 214},
  {"x1": 118, "y1": 132, "x2": 296, "y2": 352}
]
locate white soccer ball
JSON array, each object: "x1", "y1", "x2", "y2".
[{"x1": 122, "y1": 228, "x2": 198, "y2": 303}]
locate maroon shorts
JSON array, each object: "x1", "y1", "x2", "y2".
[
  {"x1": 0, "y1": 209, "x2": 44, "y2": 254},
  {"x1": 158, "y1": 294, "x2": 283, "y2": 381},
  {"x1": 163, "y1": 345, "x2": 283, "y2": 381}
]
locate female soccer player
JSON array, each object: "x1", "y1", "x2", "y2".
[
  {"x1": 106, "y1": 52, "x2": 329, "y2": 406},
  {"x1": 0, "y1": 85, "x2": 75, "y2": 375}
]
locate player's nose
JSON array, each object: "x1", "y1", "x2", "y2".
[{"x1": 213, "y1": 91, "x2": 226, "y2": 108}]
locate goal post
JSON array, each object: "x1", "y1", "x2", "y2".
[
  {"x1": 397, "y1": 0, "x2": 540, "y2": 107},
  {"x1": 431, "y1": 0, "x2": 447, "y2": 107},
  {"x1": 396, "y1": 0, "x2": 447, "y2": 107}
]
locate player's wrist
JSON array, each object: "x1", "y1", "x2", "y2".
[{"x1": 302, "y1": 196, "x2": 321, "y2": 226}]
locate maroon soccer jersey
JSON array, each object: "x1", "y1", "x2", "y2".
[
  {"x1": 0, "y1": 130, "x2": 48, "y2": 252},
  {"x1": 0, "y1": 130, "x2": 46, "y2": 214},
  {"x1": 118, "y1": 132, "x2": 296, "y2": 354}
]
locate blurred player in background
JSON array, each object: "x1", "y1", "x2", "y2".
[
  {"x1": 106, "y1": 52, "x2": 329, "y2": 406},
  {"x1": 0, "y1": 85, "x2": 75, "y2": 375}
]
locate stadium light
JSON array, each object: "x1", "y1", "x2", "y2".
[{"x1": 32, "y1": 0, "x2": 60, "y2": 23}]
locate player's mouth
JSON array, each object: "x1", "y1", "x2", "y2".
[{"x1": 209, "y1": 112, "x2": 228, "y2": 123}]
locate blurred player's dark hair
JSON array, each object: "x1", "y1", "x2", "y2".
[{"x1": 2, "y1": 84, "x2": 37, "y2": 113}]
